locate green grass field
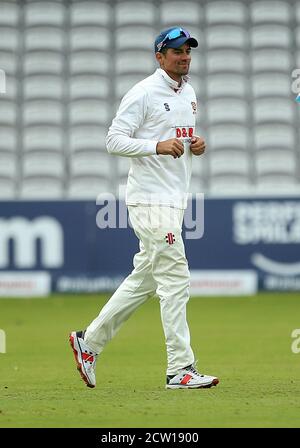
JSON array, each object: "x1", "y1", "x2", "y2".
[{"x1": 0, "y1": 292, "x2": 300, "y2": 428}]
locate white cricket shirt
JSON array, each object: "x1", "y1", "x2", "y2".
[{"x1": 106, "y1": 68, "x2": 198, "y2": 209}]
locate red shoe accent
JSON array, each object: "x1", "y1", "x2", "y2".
[
  {"x1": 180, "y1": 373, "x2": 192, "y2": 385},
  {"x1": 82, "y1": 352, "x2": 94, "y2": 362}
]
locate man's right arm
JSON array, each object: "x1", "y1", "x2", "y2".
[
  {"x1": 106, "y1": 86, "x2": 184, "y2": 159},
  {"x1": 106, "y1": 86, "x2": 157, "y2": 157}
]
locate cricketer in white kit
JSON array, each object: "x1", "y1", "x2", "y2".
[{"x1": 69, "y1": 27, "x2": 219, "y2": 390}]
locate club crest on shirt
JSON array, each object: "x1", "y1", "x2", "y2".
[
  {"x1": 191, "y1": 101, "x2": 197, "y2": 114},
  {"x1": 164, "y1": 103, "x2": 170, "y2": 111}
]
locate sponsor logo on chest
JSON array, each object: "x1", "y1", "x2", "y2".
[{"x1": 175, "y1": 126, "x2": 194, "y2": 138}]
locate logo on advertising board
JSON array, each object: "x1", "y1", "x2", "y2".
[
  {"x1": 0, "y1": 217, "x2": 64, "y2": 296},
  {"x1": 190, "y1": 270, "x2": 257, "y2": 296},
  {"x1": 233, "y1": 201, "x2": 300, "y2": 290},
  {"x1": 0, "y1": 217, "x2": 64, "y2": 268}
]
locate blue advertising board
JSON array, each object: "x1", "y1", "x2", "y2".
[
  {"x1": 0, "y1": 198, "x2": 299, "y2": 294},
  {"x1": 186, "y1": 198, "x2": 300, "y2": 291}
]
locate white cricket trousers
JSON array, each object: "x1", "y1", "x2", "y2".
[{"x1": 85, "y1": 205, "x2": 195, "y2": 375}]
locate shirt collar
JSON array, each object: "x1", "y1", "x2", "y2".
[{"x1": 156, "y1": 68, "x2": 189, "y2": 93}]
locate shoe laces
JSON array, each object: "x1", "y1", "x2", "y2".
[{"x1": 186, "y1": 361, "x2": 204, "y2": 378}]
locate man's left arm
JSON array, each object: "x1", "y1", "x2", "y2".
[{"x1": 190, "y1": 135, "x2": 206, "y2": 156}]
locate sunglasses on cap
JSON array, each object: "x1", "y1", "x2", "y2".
[{"x1": 157, "y1": 28, "x2": 190, "y2": 52}]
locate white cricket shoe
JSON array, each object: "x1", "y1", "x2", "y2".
[
  {"x1": 69, "y1": 331, "x2": 98, "y2": 388},
  {"x1": 166, "y1": 364, "x2": 219, "y2": 389}
]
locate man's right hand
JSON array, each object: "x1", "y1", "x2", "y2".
[{"x1": 156, "y1": 138, "x2": 184, "y2": 159}]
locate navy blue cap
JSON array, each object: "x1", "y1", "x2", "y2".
[{"x1": 154, "y1": 27, "x2": 198, "y2": 53}]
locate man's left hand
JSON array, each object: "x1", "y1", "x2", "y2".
[{"x1": 190, "y1": 136, "x2": 206, "y2": 156}]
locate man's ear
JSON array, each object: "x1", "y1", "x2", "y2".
[{"x1": 155, "y1": 52, "x2": 163, "y2": 65}]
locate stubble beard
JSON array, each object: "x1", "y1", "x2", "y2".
[{"x1": 178, "y1": 67, "x2": 189, "y2": 76}]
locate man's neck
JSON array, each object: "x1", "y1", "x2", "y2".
[
  {"x1": 164, "y1": 70, "x2": 182, "y2": 85},
  {"x1": 157, "y1": 68, "x2": 189, "y2": 94},
  {"x1": 159, "y1": 69, "x2": 182, "y2": 87}
]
